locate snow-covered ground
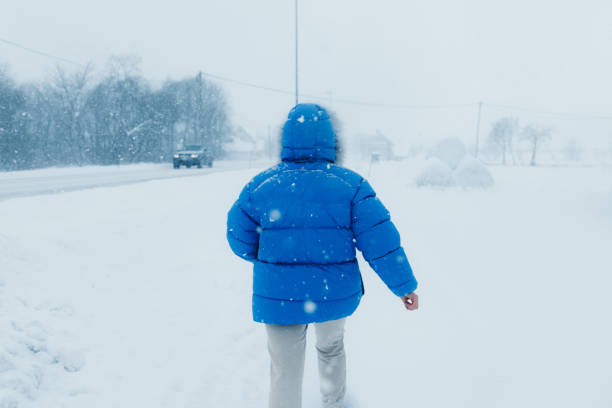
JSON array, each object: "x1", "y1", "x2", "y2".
[
  {"x1": 0, "y1": 160, "x2": 270, "y2": 201},
  {"x1": 1, "y1": 161, "x2": 611, "y2": 407}
]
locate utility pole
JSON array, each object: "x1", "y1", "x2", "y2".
[
  {"x1": 475, "y1": 101, "x2": 483, "y2": 158},
  {"x1": 196, "y1": 72, "x2": 203, "y2": 146},
  {"x1": 295, "y1": 0, "x2": 299, "y2": 105}
]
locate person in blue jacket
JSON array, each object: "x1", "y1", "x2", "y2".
[{"x1": 227, "y1": 103, "x2": 419, "y2": 408}]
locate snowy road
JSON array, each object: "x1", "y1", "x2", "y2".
[
  {"x1": 0, "y1": 160, "x2": 267, "y2": 201},
  {"x1": 1, "y1": 161, "x2": 611, "y2": 408}
]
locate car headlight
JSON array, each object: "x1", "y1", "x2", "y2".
[
  {"x1": 191, "y1": 154, "x2": 198, "y2": 158},
  {"x1": 173, "y1": 154, "x2": 179, "y2": 158}
]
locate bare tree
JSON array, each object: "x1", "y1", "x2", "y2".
[
  {"x1": 0, "y1": 63, "x2": 9, "y2": 82},
  {"x1": 47, "y1": 64, "x2": 93, "y2": 165},
  {"x1": 487, "y1": 117, "x2": 519, "y2": 165},
  {"x1": 521, "y1": 124, "x2": 552, "y2": 166},
  {"x1": 562, "y1": 139, "x2": 583, "y2": 162},
  {"x1": 107, "y1": 54, "x2": 142, "y2": 81},
  {"x1": 161, "y1": 73, "x2": 230, "y2": 158},
  {"x1": 0, "y1": 68, "x2": 28, "y2": 170}
]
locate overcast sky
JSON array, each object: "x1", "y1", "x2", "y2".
[{"x1": 2, "y1": 0, "x2": 612, "y2": 150}]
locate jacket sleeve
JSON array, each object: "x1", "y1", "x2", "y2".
[
  {"x1": 351, "y1": 178, "x2": 418, "y2": 296},
  {"x1": 227, "y1": 183, "x2": 260, "y2": 262}
]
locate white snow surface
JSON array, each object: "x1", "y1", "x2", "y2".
[{"x1": 1, "y1": 162, "x2": 612, "y2": 407}]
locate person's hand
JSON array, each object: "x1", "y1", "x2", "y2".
[{"x1": 402, "y1": 292, "x2": 419, "y2": 310}]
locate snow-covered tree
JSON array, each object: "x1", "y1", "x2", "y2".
[
  {"x1": 0, "y1": 68, "x2": 28, "y2": 170},
  {"x1": 161, "y1": 72, "x2": 231, "y2": 158},
  {"x1": 521, "y1": 124, "x2": 552, "y2": 166},
  {"x1": 562, "y1": 139, "x2": 584, "y2": 162},
  {"x1": 47, "y1": 65, "x2": 93, "y2": 165},
  {"x1": 487, "y1": 117, "x2": 519, "y2": 165}
]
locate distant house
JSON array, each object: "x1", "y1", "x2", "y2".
[
  {"x1": 223, "y1": 126, "x2": 260, "y2": 160},
  {"x1": 358, "y1": 130, "x2": 394, "y2": 160}
]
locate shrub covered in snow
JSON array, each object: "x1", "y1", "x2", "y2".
[
  {"x1": 415, "y1": 158, "x2": 455, "y2": 188},
  {"x1": 415, "y1": 155, "x2": 495, "y2": 190},
  {"x1": 454, "y1": 157, "x2": 495, "y2": 189},
  {"x1": 431, "y1": 138, "x2": 467, "y2": 170}
]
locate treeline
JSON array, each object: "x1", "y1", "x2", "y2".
[{"x1": 0, "y1": 57, "x2": 231, "y2": 171}]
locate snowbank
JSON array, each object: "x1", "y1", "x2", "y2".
[
  {"x1": 0, "y1": 288, "x2": 84, "y2": 407},
  {"x1": 415, "y1": 158, "x2": 454, "y2": 188},
  {"x1": 0, "y1": 160, "x2": 266, "y2": 201},
  {"x1": 430, "y1": 138, "x2": 467, "y2": 170},
  {"x1": 415, "y1": 156, "x2": 494, "y2": 189},
  {"x1": 454, "y1": 157, "x2": 495, "y2": 189}
]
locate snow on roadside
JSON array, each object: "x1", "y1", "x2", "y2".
[
  {"x1": 0, "y1": 163, "x2": 171, "y2": 180},
  {"x1": 0, "y1": 226, "x2": 88, "y2": 407},
  {"x1": 0, "y1": 160, "x2": 274, "y2": 201},
  {"x1": 1, "y1": 162, "x2": 611, "y2": 407},
  {"x1": 0, "y1": 288, "x2": 85, "y2": 408},
  {"x1": 0, "y1": 160, "x2": 269, "y2": 181},
  {"x1": 0, "y1": 170, "x2": 270, "y2": 407}
]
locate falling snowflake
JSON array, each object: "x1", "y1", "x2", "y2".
[
  {"x1": 304, "y1": 301, "x2": 316, "y2": 314},
  {"x1": 269, "y1": 209, "x2": 281, "y2": 222}
]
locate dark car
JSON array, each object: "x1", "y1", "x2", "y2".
[{"x1": 173, "y1": 145, "x2": 213, "y2": 168}]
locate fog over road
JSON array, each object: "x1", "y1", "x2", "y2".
[{"x1": 0, "y1": 160, "x2": 268, "y2": 201}]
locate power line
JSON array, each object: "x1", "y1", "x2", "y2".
[
  {"x1": 2, "y1": 36, "x2": 612, "y2": 118},
  {"x1": 306, "y1": 94, "x2": 475, "y2": 110},
  {"x1": 198, "y1": 71, "x2": 295, "y2": 96},
  {"x1": 0, "y1": 37, "x2": 87, "y2": 68},
  {"x1": 484, "y1": 102, "x2": 612, "y2": 121},
  {"x1": 200, "y1": 71, "x2": 474, "y2": 110}
]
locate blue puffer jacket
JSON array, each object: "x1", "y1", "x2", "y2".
[{"x1": 227, "y1": 104, "x2": 417, "y2": 325}]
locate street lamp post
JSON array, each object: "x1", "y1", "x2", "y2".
[{"x1": 295, "y1": 0, "x2": 299, "y2": 105}]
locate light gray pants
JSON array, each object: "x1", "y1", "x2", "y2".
[{"x1": 265, "y1": 318, "x2": 346, "y2": 408}]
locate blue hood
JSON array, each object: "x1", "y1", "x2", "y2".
[{"x1": 281, "y1": 104, "x2": 335, "y2": 162}]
